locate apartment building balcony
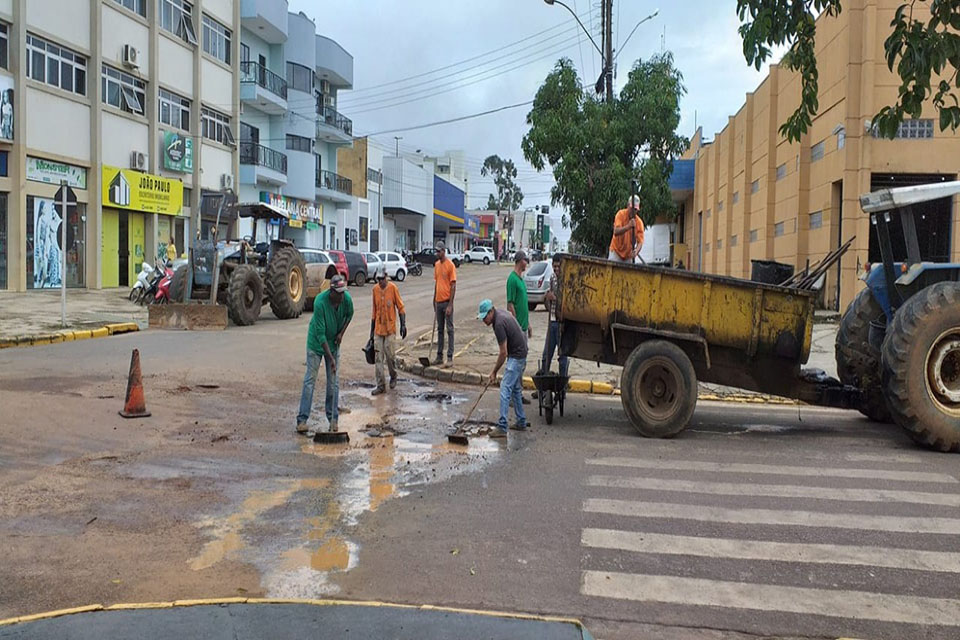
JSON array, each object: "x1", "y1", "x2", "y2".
[
  {"x1": 241, "y1": 0, "x2": 288, "y2": 44},
  {"x1": 316, "y1": 169, "x2": 353, "y2": 206},
  {"x1": 315, "y1": 35, "x2": 353, "y2": 88},
  {"x1": 316, "y1": 105, "x2": 353, "y2": 145},
  {"x1": 240, "y1": 62, "x2": 288, "y2": 115},
  {"x1": 240, "y1": 142, "x2": 288, "y2": 187}
]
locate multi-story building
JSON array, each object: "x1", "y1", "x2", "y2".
[
  {"x1": 673, "y1": 0, "x2": 960, "y2": 310},
  {"x1": 0, "y1": 0, "x2": 240, "y2": 292},
  {"x1": 237, "y1": 3, "x2": 354, "y2": 252}
]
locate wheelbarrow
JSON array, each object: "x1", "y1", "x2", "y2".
[{"x1": 532, "y1": 371, "x2": 569, "y2": 425}]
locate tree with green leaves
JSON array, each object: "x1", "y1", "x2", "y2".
[
  {"x1": 481, "y1": 155, "x2": 524, "y2": 217},
  {"x1": 738, "y1": 0, "x2": 960, "y2": 141},
  {"x1": 522, "y1": 53, "x2": 687, "y2": 256}
]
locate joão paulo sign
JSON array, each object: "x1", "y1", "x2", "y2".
[{"x1": 102, "y1": 165, "x2": 184, "y2": 215}]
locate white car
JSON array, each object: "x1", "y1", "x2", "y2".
[
  {"x1": 376, "y1": 251, "x2": 407, "y2": 281},
  {"x1": 524, "y1": 259, "x2": 554, "y2": 310},
  {"x1": 464, "y1": 246, "x2": 495, "y2": 264},
  {"x1": 364, "y1": 252, "x2": 384, "y2": 282}
]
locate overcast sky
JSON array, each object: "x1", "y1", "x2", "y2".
[{"x1": 289, "y1": 0, "x2": 778, "y2": 234}]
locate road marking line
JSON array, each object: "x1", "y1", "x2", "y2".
[
  {"x1": 581, "y1": 571, "x2": 960, "y2": 626},
  {"x1": 581, "y1": 528, "x2": 960, "y2": 573},
  {"x1": 585, "y1": 457, "x2": 957, "y2": 484},
  {"x1": 586, "y1": 475, "x2": 960, "y2": 507},
  {"x1": 583, "y1": 498, "x2": 960, "y2": 534}
]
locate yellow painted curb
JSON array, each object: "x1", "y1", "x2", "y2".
[
  {"x1": 105, "y1": 602, "x2": 177, "y2": 611},
  {"x1": 90, "y1": 327, "x2": 110, "y2": 339},
  {"x1": 568, "y1": 379, "x2": 592, "y2": 393},
  {"x1": 592, "y1": 382, "x2": 614, "y2": 395},
  {"x1": 1, "y1": 604, "x2": 104, "y2": 627},
  {"x1": 173, "y1": 597, "x2": 249, "y2": 607},
  {"x1": 105, "y1": 322, "x2": 139, "y2": 335},
  {"x1": 72, "y1": 329, "x2": 93, "y2": 340},
  {"x1": 61, "y1": 332, "x2": 76, "y2": 342},
  {"x1": 522, "y1": 376, "x2": 535, "y2": 390}
]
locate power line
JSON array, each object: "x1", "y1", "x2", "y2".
[{"x1": 357, "y1": 100, "x2": 533, "y2": 137}]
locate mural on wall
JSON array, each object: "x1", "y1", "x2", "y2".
[
  {"x1": 33, "y1": 198, "x2": 62, "y2": 289},
  {"x1": 0, "y1": 75, "x2": 13, "y2": 141}
]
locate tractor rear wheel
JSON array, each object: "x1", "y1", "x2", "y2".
[
  {"x1": 882, "y1": 282, "x2": 960, "y2": 452},
  {"x1": 836, "y1": 287, "x2": 891, "y2": 423},
  {"x1": 266, "y1": 246, "x2": 306, "y2": 319},
  {"x1": 170, "y1": 265, "x2": 188, "y2": 303},
  {"x1": 620, "y1": 340, "x2": 697, "y2": 438},
  {"x1": 227, "y1": 264, "x2": 263, "y2": 326}
]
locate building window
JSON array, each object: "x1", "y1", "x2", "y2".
[
  {"x1": 0, "y1": 23, "x2": 8, "y2": 70},
  {"x1": 896, "y1": 118, "x2": 934, "y2": 139},
  {"x1": 26, "y1": 34, "x2": 87, "y2": 96},
  {"x1": 286, "y1": 134, "x2": 311, "y2": 153},
  {"x1": 774, "y1": 221, "x2": 786, "y2": 237},
  {"x1": 811, "y1": 140, "x2": 825, "y2": 162},
  {"x1": 0, "y1": 192, "x2": 6, "y2": 288},
  {"x1": 776, "y1": 163, "x2": 787, "y2": 180},
  {"x1": 201, "y1": 15, "x2": 231, "y2": 64},
  {"x1": 286, "y1": 62, "x2": 313, "y2": 93},
  {"x1": 718, "y1": 200, "x2": 724, "y2": 212},
  {"x1": 113, "y1": 0, "x2": 146, "y2": 17},
  {"x1": 730, "y1": 234, "x2": 738, "y2": 247},
  {"x1": 367, "y1": 167, "x2": 382, "y2": 183},
  {"x1": 732, "y1": 191, "x2": 739, "y2": 204},
  {"x1": 809, "y1": 210, "x2": 823, "y2": 230},
  {"x1": 837, "y1": 129, "x2": 846, "y2": 149},
  {"x1": 240, "y1": 43, "x2": 249, "y2": 64},
  {"x1": 716, "y1": 239, "x2": 723, "y2": 250},
  {"x1": 750, "y1": 229, "x2": 759, "y2": 243},
  {"x1": 160, "y1": 0, "x2": 197, "y2": 45},
  {"x1": 201, "y1": 107, "x2": 235, "y2": 145},
  {"x1": 102, "y1": 64, "x2": 145, "y2": 115},
  {"x1": 159, "y1": 88, "x2": 190, "y2": 130},
  {"x1": 750, "y1": 179, "x2": 760, "y2": 194}
]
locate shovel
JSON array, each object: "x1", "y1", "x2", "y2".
[
  {"x1": 419, "y1": 312, "x2": 436, "y2": 368},
  {"x1": 447, "y1": 377, "x2": 493, "y2": 445}
]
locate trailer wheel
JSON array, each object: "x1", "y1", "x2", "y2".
[
  {"x1": 266, "y1": 246, "x2": 306, "y2": 319},
  {"x1": 227, "y1": 264, "x2": 262, "y2": 327},
  {"x1": 836, "y1": 287, "x2": 891, "y2": 422},
  {"x1": 882, "y1": 282, "x2": 960, "y2": 452},
  {"x1": 620, "y1": 340, "x2": 697, "y2": 438},
  {"x1": 170, "y1": 265, "x2": 188, "y2": 303}
]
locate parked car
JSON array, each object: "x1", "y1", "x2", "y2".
[
  {"x1": 464, "y1": 246, "x2": 495, "y2": 264},
  {"x1": 364, "y1": 252, "x2": 383, "y2": 282},
  {"x1": 413, "y1": 247, "x2": 461, "y2": 267},
  {"x1": 343, "y1": 250, "x2": 369, "y2": 286},
  {"x1": 528, "y1": 249, "x2": 545, "y2": 262},
  {"x1": 524, "y1": 259, "x2": 553, "y2": 310},
  {"x1": 377, "y1": 251, "x2": 407, "y2": 281},
  {"x1": 324, "y1": 249, "x2": 349, "y2": 282},
  {"x1": 299, "y1": 249, "x2": 339, "y2": 309}
]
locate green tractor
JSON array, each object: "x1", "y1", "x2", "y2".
[
  {"x1": 836, "y1": 181, "x2": 960, "y2": 451},
  {"x1": 171, "y1": 196, "x2": 307, "y2": 326}
]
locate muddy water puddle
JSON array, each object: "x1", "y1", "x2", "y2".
[{"x1": 185, "y1": 380, "x2": 505, "y2": 599}]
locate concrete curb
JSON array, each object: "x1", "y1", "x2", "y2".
[
  {"x1": 395, "y1": 355, "x2": 798, "y2": 405},
  {"x1": 0, "y1": 322, "x2": 139, "y2": 350}
]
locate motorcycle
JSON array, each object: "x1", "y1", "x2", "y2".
[
  {"x1": 404, "y1": 252, "x2": 423, "y2": 277},
  {"x1": 129, "y1": 261, "x2": 155, "y2": 303},
  {"x1": 139, "y1": 259, "x2": 169, "y2": 306},
  {"x1": 151, "y1": 262, "x2": 175, "y2": 304}
]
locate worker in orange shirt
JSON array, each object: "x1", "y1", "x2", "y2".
[
  {"x1": 608, "y1": 194, "x2": 645, "y2": 263},
  {"x1": 433, "y1": 240, "x2": 457, "y2": 366},
  {"x1": 370, "y1": 266, "x2": 407, "y2": 395}
]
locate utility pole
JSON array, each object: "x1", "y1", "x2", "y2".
[{"x1": 604, "y1": 0, "x2": 614, "y2": 103}]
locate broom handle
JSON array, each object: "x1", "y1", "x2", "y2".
[{"x1": 459, "y1": 377, "x2": 492, "y2": 429}]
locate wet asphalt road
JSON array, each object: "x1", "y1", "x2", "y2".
[{"x1": 2, "y1": 264, "x2": 959, "y2": 639}]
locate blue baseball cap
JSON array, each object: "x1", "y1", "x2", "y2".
[{"x1": 477, "y1": 299, "x2": 494, "y2": 320}]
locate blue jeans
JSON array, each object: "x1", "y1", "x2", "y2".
[
  {"x1": 297, "y1": 348, "x2": 339, "y2": 427},
  {"x1": 498, "y1": 357, "x2": 527, "y2": 430},
  {"x1": 541, "y1": 320, "x2": 569, "y2": 379}
]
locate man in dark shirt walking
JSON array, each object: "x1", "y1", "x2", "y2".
[{"x1": 478, "y1": 299, "x2": 528, "y2": 438}]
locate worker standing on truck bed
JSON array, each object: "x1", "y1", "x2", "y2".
[{"x1": 608, "y1": 194, "x2": 645, "y2": 263}]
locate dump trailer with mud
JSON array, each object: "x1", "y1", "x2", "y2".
[{"x1": 552, "y1": 253, "x2": 863, "y2": 439}]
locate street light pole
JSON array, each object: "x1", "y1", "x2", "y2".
[{"x1": 542, "y1": 0, "x2": 603, "y2": 58}]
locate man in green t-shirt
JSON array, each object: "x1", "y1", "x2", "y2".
[
  {"x1": 506, "y1": 250, "x2": 531, "y2": 338},
  {"x1": 297, "y1": 275, "x2": 353, "y2": 435}
]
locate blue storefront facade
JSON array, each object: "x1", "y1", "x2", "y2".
[{"x1": 432, "y1": 175, "x2": 475, "y2": 252}]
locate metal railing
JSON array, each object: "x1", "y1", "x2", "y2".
[
  {"x1": 240, "y1": 61, "x2": 288, "y2": 100},
  {"x1": 240, "y1": 141, "x2": 288, "y2": 175},
  {"x1": 316, "y1": 105, "x2": 353, "y2": 136},
  {"x1": 316, "y1": 169, "x2": 352, "y2": 195}
]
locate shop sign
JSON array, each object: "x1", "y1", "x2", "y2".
[
  {"x1": 27, "y1": 157, "x2": 87, "y2": 189},
  {"x1": 260, "y1": 192, "x2": 322, "y2": 224},
  {"x1": 0, "y1": 75, "x2": 13, "y2": 141},
  {"x1": 288, "y1": 219, "x2": 303, "y2": 228},
  {"x1": 102, "y1": 165, "x2": 184, "y2": 215},
  {"x1": 306, "y1": 222, "x2": 319, "y2": 231},
  {"x1": 162, "y1": 131, "x2": 194, "y2": 173}
]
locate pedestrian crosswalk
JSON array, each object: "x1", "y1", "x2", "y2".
[{"x1": 578, "y1": 453, "x2": 960, "y2": 635}]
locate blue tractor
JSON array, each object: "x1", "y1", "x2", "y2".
[{"x1": 835, "y1": 181, "x2": 960, "y2": 452}]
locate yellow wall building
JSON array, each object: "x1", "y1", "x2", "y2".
[{"x1": 676, "y1": 0, "x2": 960, "y2": 310}]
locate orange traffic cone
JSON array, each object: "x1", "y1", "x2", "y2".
[{"x1": 119, "y1": 348, "x2": 151, "y2": 418}]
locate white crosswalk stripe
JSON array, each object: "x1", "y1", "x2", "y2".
[{"x1": 579, "y1": 454, "x2": 960, "y2": 633}]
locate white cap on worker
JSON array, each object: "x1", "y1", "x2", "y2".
[{"x1": 629, "y1": 194, "x2": 641, "y2": 207}]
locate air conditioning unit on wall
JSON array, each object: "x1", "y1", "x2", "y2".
[
  {"x1": 130, "y1": 150, "x2": 147, "y2": 171},
  {"x1": 220, "y1": 173, "x2": 234, "y2": 190},
  {"x1": 122, "y1": 44, "x2": 140, "y2": 69}
]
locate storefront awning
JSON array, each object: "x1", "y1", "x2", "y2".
[{"x1": 235, "y1": 201, "x2": 290, "y2": 220}]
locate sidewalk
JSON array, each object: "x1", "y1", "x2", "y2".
[
  {"x1": 399, "y1": 304, "x2": 840, "y2": 399},
  {"x1": 0, "y1": 288, "x2": 145, "y2": 344}
]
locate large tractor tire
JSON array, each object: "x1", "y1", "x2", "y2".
[
  {"x1": 620, "y1": 340, "x2": 698, "y2": 438},
  {"x1": 226, "y1": 264, "x2": 263, "y2": 326},
  {"x1": 881, "y1": 282, "x2": 960, "y2": 452},
  {"x1": 836, "y1": 287, "x2": 891, "y2": 423},
  {"x1": 170, "y1": 265, "x2": 188, "y2": 303},
  {"x1": 265, "y1": 246, "x2": 306, "y2": 320}
]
